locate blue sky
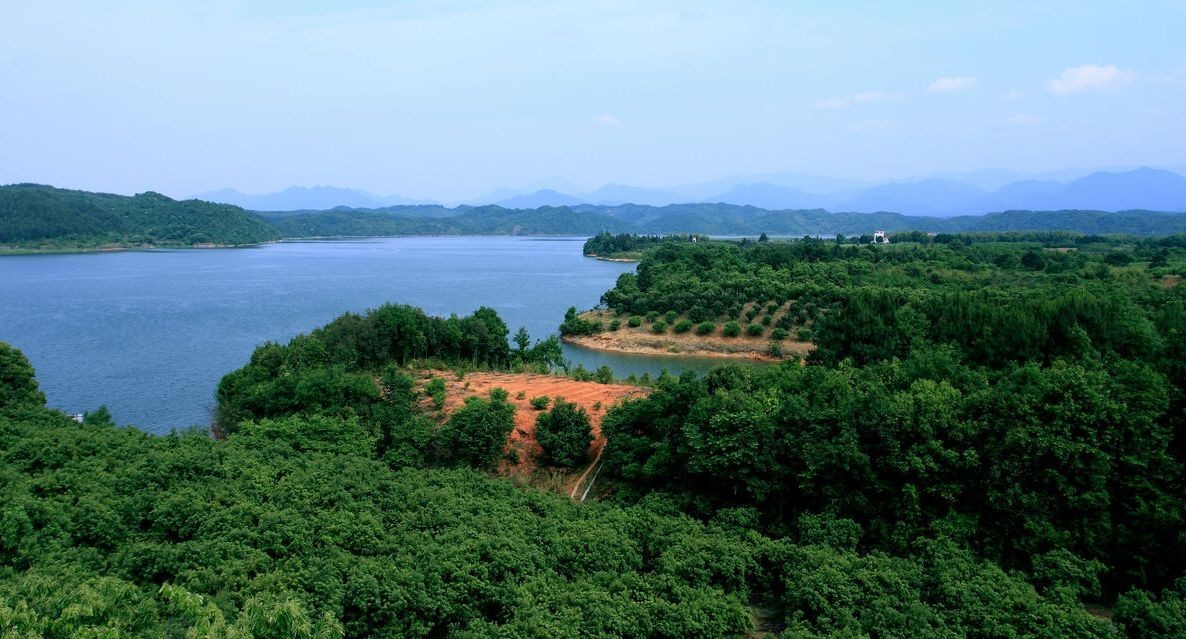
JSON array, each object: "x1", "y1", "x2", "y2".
[{"x1": 1, "y1": 1, "x2": 1183, "y2": 201}]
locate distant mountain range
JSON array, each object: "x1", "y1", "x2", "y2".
[
  {"x1": 194, "y1": 186, "x2": 435, "y2": 211},
  {"x1": 7, "y1": 184, "x2": 1186, "y2": 251},
  {"x1": 196, "y1": 167, "x2": 1186, "y2": 216}
]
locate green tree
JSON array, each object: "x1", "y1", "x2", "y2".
[
  {"x1": 536, "y1": 398, "x2": 593, "y2": 467},
  {"x1": 0, "y1": 341, "x2": 45, "y2": 409},
  {"x1": 443, "y1": 388, "x2": 516, "y2": 468}
]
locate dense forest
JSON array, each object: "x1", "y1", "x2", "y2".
[
  {"x1": 7, "y1": 287, "x2": 1183, "y2": 636},
  {"x1": 0, "y1": 184, "x2": 278, "y2": 250},
  {"x1": 582, "y1": 232, "x2": 704, "y2": 260},
  {"x1": 580, "y1": 235, "x2": 1186, "y2": 631}
]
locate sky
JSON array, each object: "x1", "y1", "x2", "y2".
[{"x1": 1, "y1": 1, "x2": 1184, "y2": 201}]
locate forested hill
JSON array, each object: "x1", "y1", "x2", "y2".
[
  {"x1": 269, "y1": 202, "x2": 1186, "y2": 237},
  {"x1": 7, "y1": 183, "x2": 1186, "y2": 251},
  {"x1": 0, "y1": 184, "x2": 279, "y2": 249},
  {"x1": 267, "y1": 204, "x2": 624, "y2": 237}
]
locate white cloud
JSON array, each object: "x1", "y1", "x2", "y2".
[
  {"x1": 1006, "y1": 113, "x2": 1043, "y2": 126},
  {"x1": 815, "y1": 90, "x2": 899, "y2": 109},
  {"x1": 595, "y1": 114, "x2": 620, "y2": 126},
  {"x1": 1003, "y1": 89, "x2": 1024, "y2": 101},
  {"x1": 927, "y1": 76, "x2": 978, "y2": 93},
  {"x1": 1047, "y1": 64, "x2": 1132, "y2": 96},
  {"x1": 848, "y1": 119, "x2": 897, "y2": 133}
]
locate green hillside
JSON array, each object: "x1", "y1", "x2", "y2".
[{"x1": 0, "y1": 184, "x2": 279, "y2": 250}]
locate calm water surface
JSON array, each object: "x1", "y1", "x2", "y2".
[{"x1": 0, "y1": 237, "x2": 743, "y2": 433}]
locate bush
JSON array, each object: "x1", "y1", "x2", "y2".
[
  {"x1": 536, "y1": 398, "x2": 593, "y2": 467},
  {"x1": 674, "y1": 319, "x2": 694, "y2": 334},
  {"x1": 443, "y1": 389, "x2": 516, "y2": 468},
  {"x1": 696, "y1": 321, "x2": 716, "y2": 335},
  {"x1": 594, "y1": 366, "x2": 615, "y2": 384},
  {"x1": 770, "y1": 327, "x2": 789, "y2": 341},
  {"x1": 652, "y1": 321, "x2": 667, "y2": 334},
  {"x1": 559, "y1": 307, "x2": 602, "y2": 336},
  {"x1": 768, "y1": 342, "x2": 783, "y2": 358},
  {"x1": 796, "y1": 327, "x2": 814, "y2": 341},
  {"x1": 627, "y1": 315, "x2": 643, "y2": 328},
  {"x1": 664, "y1": 310, "x2": 678, "y2": 324},
  {"x1": 608, "y1": 319, "x2": 621, "y2": 331},
  {"x1": 645, "y1": 311, "x2": 659, "y2": 323},
  {"x1": 746, "y1": 323, "x2": 765, "y2": 336},
  {"x1": 761, "y1": 315, "x2": 772, "y2": 326},
  {"x1": 529, "y1": 395, "x2": 550, "y2": 410},
  {"x1": 515, "y1": 390, "x2": 526, "y2": 399},
  {"x1": 722, "y1": 321, "x2": 741, "y2": 337},
  {"x1": 425, "y1": 377, "x2": 446, "y2": 409}
]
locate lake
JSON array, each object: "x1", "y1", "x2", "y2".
[{"x1": 0, "y1": 237, "x2": 743, "y2": 434}]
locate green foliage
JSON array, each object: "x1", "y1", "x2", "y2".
[
  {"x1": 696, "y1": 321, "x2": 716, "y2": 335},
  {"x1": 582, "y1": 233, "x2": 701, "y2": 259},
  {"x1": 651, "y1": 321, "x2": 666, "y2": 334},
  {"x1": 0, "y1": 314, "x2": 1151, "y2": 638},
  {"x1": 770, "y1": 327, "x2": 789, "y2": 340},
  {"x1": 627, "y1": 315, "x2": 642, "y2": 328},
  {"x1": 663, "y1": 310, "x2": 678, "y2": 324},
  {"x1": 425, "y1": 377, "x2": 446, "y2": 409},
  {"x1": 529, "y1": 395, "x2": 550, "y2": 410},
  {"x1": 558, "y1": 307, "x2": 602, "y2": 336},
  {"x1": 535, "y1": 398, "x2": 594, "y2": 467},
  {"x1": 442, "y1": 389, "x2": 516, "y2": 468},
  {"x1": 608, "y1": 319, "x2": 621, "y2": 331},
  {"x1": 673, "y1": 319, "x2": 694, "y2": 334},
  {"x1": 722, "y1": 321, "x2": 741, "y2": 337},
  {"x1": 745, "y1": 323, "x2": 764, "y2": 336},
  {"x1": 0, "y1": 342, "x2": 45, "y2": 409},
  {"x1": 0, "y1": 184, "x2": 277, "y2": 249},
  {"x1": 594, "y1": 366, "x2": 615, "y2": 384}
]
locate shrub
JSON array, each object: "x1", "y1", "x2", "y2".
[
  {"x1": 536, "y1": 398, "x2": 593, "y2": 467},
  {"x1": 559, "y1": 307, "x2": 602, "y2": 336},
  {"x1": 645, "y1": 311, "x2": 659, "y2": 323},
  {"x1": 746, "y1": 324, "x2": 765, "y2": 336},
  {"x1": 674, "y1": 319, "x2": 694, "y2": 334},
  {"x1": 608, "y1": 319, "x2": 621, "y2": 331},
  {"x1": 796, "y1": 327, "x2": 814, "y2": 341},
  {"x1": 652, "y1": 321, "x2": 667, "y2": 334},
  {"x1": 768, "y1": 342, "x2": 783, "y2": 358},
  {"x1": 722, "y1": 321, "x2": 741, "y2": 337},
  {"x1": 770, "y1": 327, "x2": 789, "y2": 341},
  {"x1": 627, "y1": 315, "x2": 643, "y2": 328},
  {"x1": 594, "y1": 366, "x2": 615, "y2": 384},
  {"x1": 761, "y1": 315, "x2": 772, "y2": 326},
  {"x1": 425, "y1": 377, "x2": 446, "y2": 409},
  {"x1": 745, "y1": 308, "x2": 759, "y2": 321},
  {"x1": 515, "y1": 390, "x2": 526, "y2": 399},
  {"x1": 529, "y1": 395, "x2": 550, "y2": 410},
  {"x1": 664, "y1": 310, "x2": 678, "y2": 324},
  {"x1": 443, "y1": 389, "x2": 516, "y2": 468},
  {"x1": 696, "y1": 321, "x2": 716, "y2": 335}
]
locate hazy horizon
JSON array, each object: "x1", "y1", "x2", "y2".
[{"x1": 3, "y1": 2, "x2": 1184, "y2": 202}]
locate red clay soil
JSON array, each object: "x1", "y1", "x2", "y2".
[{"x1": 432, "y1": 372, "x2": 648, "y2": 491}]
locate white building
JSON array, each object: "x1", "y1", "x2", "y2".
[{"x1": 872, "y1": 230, "x2": 889, "y2": 244}]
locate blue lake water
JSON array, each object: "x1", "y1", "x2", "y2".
[{"x1": 0, "y1": 237, "x2": 740, "y2": 434}]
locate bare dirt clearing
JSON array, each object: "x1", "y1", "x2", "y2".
[{"x1": 421, "y1": 371, "x2": 647, "y2": 496}]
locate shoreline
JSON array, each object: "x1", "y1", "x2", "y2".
[
  {"x1": 583, "y1": 253, "x2": 641, "y2": 263},
  {"x1": 0, "y1": 240, "x2": 278, "y2": 256},
  {"x1": 562, "y1": 333, "x2": 792, "y2": 363}
]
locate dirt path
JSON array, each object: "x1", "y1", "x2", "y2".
[{"x1": 425, "y1": 371, "x2": 647, "y2": 496}]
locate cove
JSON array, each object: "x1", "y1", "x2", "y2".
[{"x1": 0, "y1": 236, "x2": 745, "y2": 434}]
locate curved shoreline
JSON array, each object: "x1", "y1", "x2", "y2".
[
  {"x1": 562, "y1": 333, "x2": 789, "y2": 363},
  {"x1": 583, "y1": 253, "x2": 641, "y2": 263}
]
